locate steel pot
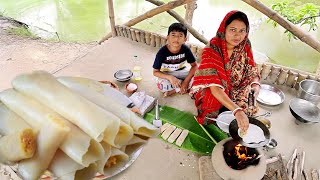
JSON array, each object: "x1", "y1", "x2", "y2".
[{"x1": 298, "y1": 79, "x2": 320, "y2": 105}]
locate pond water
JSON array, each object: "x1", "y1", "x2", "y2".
[{"x1": 0, "y1": 0, "x2": 319, "y2": 73}]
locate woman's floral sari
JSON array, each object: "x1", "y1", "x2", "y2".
[{"x1": 191, "y1": 10, "x2": 260, "y2": 125}]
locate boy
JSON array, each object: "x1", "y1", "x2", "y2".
[{"x1": 153, "y1": 23, "x2": 198, "y2": 97}]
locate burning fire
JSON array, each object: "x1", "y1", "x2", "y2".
[
  {"x1": 235, "y1": 144, "x2": 256, "y2": 161},
  {"x1": 227, "y1": 144, "x2": 258, "y2": 167}
]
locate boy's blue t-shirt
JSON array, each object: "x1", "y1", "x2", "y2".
[{"x1": 153, "y1": 44, "x2": 196, "y2": 72}]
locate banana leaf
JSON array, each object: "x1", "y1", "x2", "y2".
[{"x1": 144, "y1": 105, "x2": 228, "y2": 155}]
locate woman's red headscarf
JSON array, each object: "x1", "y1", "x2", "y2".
[{"x1": 191, "y1": 10, "x2": 259, "y2": 124}]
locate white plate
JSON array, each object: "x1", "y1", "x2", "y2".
[
  {"x1": 257, "y1": 84, "x2": 285, "y2": 106},
  {"x1": 216, "y1": 111, "x2": 235, "y2": 133}
]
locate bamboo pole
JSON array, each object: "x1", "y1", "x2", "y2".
[
  {"x1": 241, "y1": 0, "x2": 320, "y2": 53},
  {"x1": 150, "y1": 33, "x2": 156, "y2": 47},
  {"x1": 277, "y1": 68, "x2": 288, "y2": 85},
  {"x1": 146, "y1": 0, "x2": 208, "y2": 45},
  {"x1": 184, "y1": 0, "x2": 197, "y2": 40},
  {"x1": 269, "y1": 66, "x2": 281, "y2": 84},
  {"x1": 145, "y1": 31, "x2": 151, "y2": 45},
  {"x1": 155, "y1": 34, "x2": 161, "y2": 48},
  {"x1": 99, "y1": 0, "x2": 191, "y2": 44},
  {"x1": 107, "y1": 0, "x2": 117, "y2": 37},
  {"x1": 286, "y1": 71, "x2": 298, "y2": 88},
  {"x1": 135, "y1": 30, "x2": 141, "y2": 42},
  {"x1": 140, "y1": 30, "x2": 146, "y2": 44}
]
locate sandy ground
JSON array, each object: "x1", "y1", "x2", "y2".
[
  {"x1": 0, "y1": 17, "x2": 96, "y2": 91},
  {"x1": 1, "y1": 18, "x2": 319, "y2": 179}
]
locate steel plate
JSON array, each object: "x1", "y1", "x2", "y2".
[{"x1": 257, "y1": 84, "x2": 285, "y2": 106}]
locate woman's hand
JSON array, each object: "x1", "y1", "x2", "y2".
[
  {"x1": 250, "y1": 83, "x2": 260, "y2": 99},
  {"x1": 168, "y1": 76, "x2": 181, "y2": 88},
  {"x1": 235, "y1": 110, "x2": 249, "y2": 133}
]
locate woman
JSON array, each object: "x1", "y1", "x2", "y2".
[{"x1": 191, "y1": 10, "x2": 261, "y2": 133}]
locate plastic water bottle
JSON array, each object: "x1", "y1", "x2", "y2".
[{"x1": 132, "y1": 55, "x2": 142, "y2": 81}]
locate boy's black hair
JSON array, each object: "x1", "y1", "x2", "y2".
[
  {"x1": 168, "y1": 23, "x2": 187, "y2": 37},
  {"x1": 225, "y1": 11, "x2": 249, "y2": 32}
]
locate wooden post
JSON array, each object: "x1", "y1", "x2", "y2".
[
  {"x1": 130, "y1": 29, "x2": 137, "y2": 42},
  {"x1": 145, "y1": 32, "x2": 151, "y2": 45},
  {"x1": 99, "y1": 0, "x2": 192, "y2": 44},
  {"x1": 286, "y1": 70, "x2": 298, "y2": 88},
  {"x1": 155, "y1": 34, "x2": 161, "y2": 48},
  {"x1": 107, "y1": 0, "x2": 117, "y2": 37},
  {"x1": 241, "y1": 0, "x2": 320, "y2": 53},
  {"x1": 268, "y1": 66, "x2": 281, "y2": 84},
  {"x1": 146, "y1": 0, "x2": 208, "y2": 45},
  {"x1": 277, "y1": 68, "x2": 288, "y2": 85},
  {"x1": 115, "y1": 25, "x2": 120, "y2": 37},
  {"x1": 135, "y1": 30, "x2": 141, "y2": 42},
  {"x1": 150, "y1": 33, "x2": 156, "y2": 47},
  {"x1": 160, "y1": 36, "x2": 167, "y2": 47},
  {"x1": 184, "y1": 0, "x2": 197, "y2": 40},
  {"x1": 140, "y1": 30, "x2": 146, "y2": 44}
]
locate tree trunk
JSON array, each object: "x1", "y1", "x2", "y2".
[
  {"x1": 146, "y1": 0, "x2": 208, "y2": 45},
  {"x1": 99, "y1": 0, "x2": 192, "y2": 44},
  {"x1": 241, "y1": 0, "x2": 320, "y2": 53},
  {"x1": 184, "y1": 0, "x2": 197, "y2": 40},
  {"x1": 108, "y1": 0, "x2": 116, "y2": 37}
]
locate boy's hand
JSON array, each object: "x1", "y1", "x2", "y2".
[
  {"x1": 180, "y1": 80, "x2": 189, "y2": 94},
  {"x1": 168, "y1": 76, "x2": 181, "y2": 88}
]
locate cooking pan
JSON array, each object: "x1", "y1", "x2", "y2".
[
  {"x1": 229, "y1": 117, "x2": 270, "y2": 148},
  {"x1": 289, "y1": 98, "x2": 320, "y2": 124}
]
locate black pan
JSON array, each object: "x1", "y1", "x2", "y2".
[
  {"x1": 229, "y1": 117, "x2": 270, "y2": 148},
  {"x1": 289, "y1": 98, "x2": 320, "y2": 124}
]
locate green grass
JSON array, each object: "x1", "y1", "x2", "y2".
[{"x1": 6, "y1": 27, "x2": 38, "y2": 39}]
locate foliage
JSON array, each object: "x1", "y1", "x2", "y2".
[
  {"x1": 6, "y1": 27, "x2": 38, "y2": 39},
  {"x1": 268, "y1": 2, "x2": 320, "y2": 41}
]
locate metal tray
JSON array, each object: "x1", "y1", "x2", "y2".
[{"x1": 257, "y1": 84, "x2": 285, "y2": 106}]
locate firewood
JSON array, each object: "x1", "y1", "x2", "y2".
[
  {"x1": 287, "y1": 149, "x2": 298, "y2": 178},
  {"x1": 276, "y1": 169, "x2": 283, "y2": 180},
  {"x1": 303, "y1": 169, "x2": 309, "y2": 180},
  {"x1": 266, "y1": 156, "x2": 279, "y2": 164},
  {"x1": 292, "y1": 153, "x2": 300, "y2": 180},
  {"x1": 311, "y1": 169, "x2": 319, "y2": 180},
  {"x1": 300, "y1": 152, "x2": 306, "y2": 179}
]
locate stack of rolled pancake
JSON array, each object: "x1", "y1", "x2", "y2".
[{"x1": 0, "y1": 71, "x2": 159, "y2": 180}]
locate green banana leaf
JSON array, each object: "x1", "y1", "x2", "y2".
[{"x1": 144, "y1": 105, "x2": 228, "y2": 155}]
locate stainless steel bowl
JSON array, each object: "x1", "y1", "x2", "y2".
[
  {"x1": 298, "y1": 79, "x2": 320, "y2": 105},
  {"x1": 289, "y1": 98, "x2": 320, "y2": 124},
  {"x1": 114, "y1": 69, "x2": 133, "y2": 82}
]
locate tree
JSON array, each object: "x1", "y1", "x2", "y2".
[{"x1": 268, "y1": 2, "x2": 320, "y2": 41}]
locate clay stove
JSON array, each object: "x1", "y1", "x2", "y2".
[{"x1": 211, "y1": 138, "x2": 266, "y2": 180}]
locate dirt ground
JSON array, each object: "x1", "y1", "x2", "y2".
[{"x1": 0, "y1": 16, "x2": 97, "y2": 90}]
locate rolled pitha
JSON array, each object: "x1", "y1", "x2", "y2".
[
  {"x1": 0, "y1": 89, "x2": 104, "y2": 167},
  {"x1": 12, "y1": 71, "x2": 124, "y2": 147},
  {"x1": 49, "y1": 150, "x2": 98, "y2": 180},
  {"x1": 17, "y1": 114, "x2": 70, "y2": 180},
  {"x1": 0, "y1": 102, "x2": 31, "y2": 135},
  {"x1": 0, "y1": 128, "x2": 36, "y2": 163},
  {"x1": 57, "y1": 76, "x2": 159, "y2": 138}
]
